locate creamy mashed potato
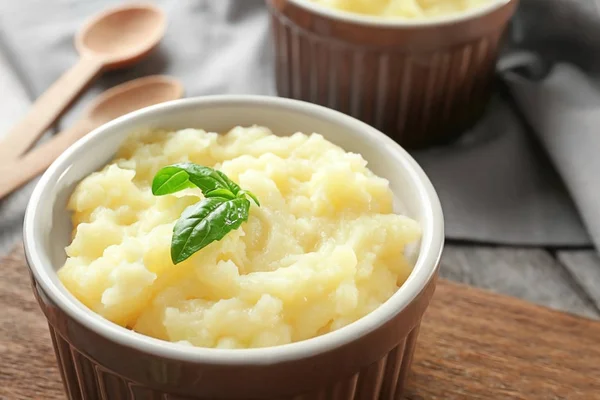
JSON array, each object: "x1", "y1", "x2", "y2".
[
  {"x1": 59, "y1": 126, "x2": 421, "y2": 349},
  {"x1": 309, "y1": 0, "x2": 493, "y2": 18}
]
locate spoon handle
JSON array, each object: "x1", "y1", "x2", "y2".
[
  {"x1": 0, "y1": 119, "x2": 94, "y2": 200},
  {"x1": 0, "y1": 56, "x2": 103, "y2": 161}
]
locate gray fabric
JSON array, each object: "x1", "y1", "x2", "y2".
[
  {"x1": 413, "y1": 96, "x2": 589, "y2": 245},
  {"x1": 0, "y1": 0, "x2": 597, "y2": 253},
  {"x1": 0, "y1": 50, "x2": 34, "y2": 255}
]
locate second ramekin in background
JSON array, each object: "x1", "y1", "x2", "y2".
[{"x1": 267, "y1": 0, "x2": 518, "y2": 149}]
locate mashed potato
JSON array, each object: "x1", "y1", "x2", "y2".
[
  {"x1": 58, "y1": 126, "x2": 421, "y2": 348},
  {"x1": 309, "y1": 0, "x2": 493, "y2": 18}
]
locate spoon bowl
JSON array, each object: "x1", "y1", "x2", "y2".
[
  {"x1": 87, "y1": 76, "x2": 184, "y2": 125},
  {"x1": 76, "y1": 4, "x2": 166, "y2": 69}
]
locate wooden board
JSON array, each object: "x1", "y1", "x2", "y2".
[{"x1": 1, "y1": 247, "x2": 599, "y2": 400}]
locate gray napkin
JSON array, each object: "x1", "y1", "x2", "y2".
[
  {"x1": 502, "y1": 0, "x2": 600, "y2": 250},
  {"x1": 0, "y1": 0, "x2": 596, "y2": 253},
  {"x1": 0, "y1": 50, "x2": 33, "y2": 255}
]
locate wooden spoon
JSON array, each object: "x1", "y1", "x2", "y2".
[
  {"x1": 0, "y1": 3, "x2": 166, "y2": 161},
  {"x1": 0, "y1": 75, "x2": 183, "y2": 200}
]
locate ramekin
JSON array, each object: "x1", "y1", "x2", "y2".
[
  {"x1": 23, "y1": 95, "x2": 444, "y2": 399},
  {"x1": 266, "y1": 0, "x2": 519, "y2": 148}
]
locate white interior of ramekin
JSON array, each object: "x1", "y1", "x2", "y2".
[
  {"x1": 289, "y1": 0, "x2": 512, "y2": 27},
  {"x1": 23, "y1": 95, "x2": 444, "y2": 365}
]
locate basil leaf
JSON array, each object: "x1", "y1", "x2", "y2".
[
  {"x1": 152, "y1": 163, "x2": 260, "y2": 263},
  {"x1": 213, "y1": 170, "x2": 241, "y2": 195},
  {"x1": 152, "y1": 163, "x2": 240, "y2": 196},
  {"x1": 151, "y1": 167, "x2": 196, "y2": 195},
  {"x1": 205, "y1": 188, "x2": 237, "y2": 200},
  {"x1": 239, "y1": 190, "x2": 260, "y2": 207},
  {"x1": 171, "y1": 196, "x2": 250, "y2": 264}
]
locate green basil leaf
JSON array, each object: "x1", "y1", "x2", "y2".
[
  {"x1": 205, "y1": 188, "x2": 237, "y2": 200},
  {"x1": 171, "y1": 196, "x2": 250, "y2": 264},
  {"x1": 152, "y1": 163, "x2": 260, "y2": 263},
  {"x1": 238, "y1": 190, "x2": 260, "y2": 207},
  {"x1": 214, "y1": 170, "x2": 241, "y2": 195},
  {"x1": 152, "y1": 163, "x2": 239, "y2": 196},
  {"x1": 151, "y1": 167, "x2": 196, "y2": 195}
]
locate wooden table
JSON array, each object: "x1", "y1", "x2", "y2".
[{"x1": 1, "y1": 245, "x2": 600, "y2": 399}]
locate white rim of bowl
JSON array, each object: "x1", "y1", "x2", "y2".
[
  {"x1": 286, "y1": 0, "x2": 512, "y2": 27},
  {"x1": 24, "y1": 95, "x2": 444, "y2": 366}
]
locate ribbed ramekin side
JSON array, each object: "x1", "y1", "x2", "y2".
[{"x1": 269, "y1": 4, "x2": 508, "y2": 148}]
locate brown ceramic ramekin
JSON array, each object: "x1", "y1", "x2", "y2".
[
  {"x1": 266, "y1": 0, "x2": 519, "y2": 148},
  {"x1": 24, "y1": 96, "x2": 444, "y2": 399}
]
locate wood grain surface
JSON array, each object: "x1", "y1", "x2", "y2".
[{"x1": 1, "y1": 247, "x2": 599, "y2": 400}]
